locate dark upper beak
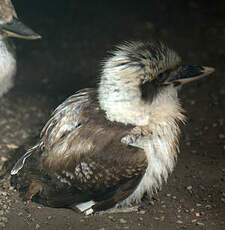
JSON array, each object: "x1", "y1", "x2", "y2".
[
  {"x1": 2, "y1": 17, "x2": 41, "y2": 40},
  {"x1": 166, "y1": 65, "x2": 215, "y2": 86}
]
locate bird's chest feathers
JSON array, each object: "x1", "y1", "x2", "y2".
[
  {"x1": 120, "y1": 123, "x2": 180, "y2": 206},
  {"x1": 0, "y1": 40, "x2": 16, "y2": 80}
]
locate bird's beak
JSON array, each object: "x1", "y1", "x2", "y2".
[
  {"x1": 166, "y1": 65, "x2": 215, "y2": 86},
  {"x1": 2, "y1": 17, "x2": 41, "y2": 40}
]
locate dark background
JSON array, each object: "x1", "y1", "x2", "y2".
[{"x1": 0, "y1": 0, "x2": 224, "y2": 229}]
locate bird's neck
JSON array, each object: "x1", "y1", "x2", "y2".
[
  {"x1": 98, "y1": 73, "x2": 185, "y2": 128},
  {"x1": 98, "y1": 72, "x2": 147, "y2": 125}
]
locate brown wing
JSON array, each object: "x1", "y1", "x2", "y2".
[{"x1": 38, "y1": 89, "x2": 147, "y2": 210}]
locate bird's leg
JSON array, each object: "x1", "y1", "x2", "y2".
[
  {"x1": 121, "y1": 125, "x2": 152, "y2": 149},
  {"x1": 131, "y1": 126, "x2": 152, "y2": 136}
]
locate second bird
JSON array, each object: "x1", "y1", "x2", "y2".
[{"x1": 0, "y1": 0, "x2": 41, "y2": 97}]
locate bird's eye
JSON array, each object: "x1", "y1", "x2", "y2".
[
  {"x1": 157, "y1": 72, "x2": 166, "y2": 83},
  {"x1": 156, "y1": 70, "x2": 171, "y2": 85}
]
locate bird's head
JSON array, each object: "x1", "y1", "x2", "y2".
[
  {"x1": 99, "y1": 41, "x2": 214, "y2": 126},
  {"x1": 0, "y1": 0, "x2": 41, "y2": 40},
  {"x1": 102, "y1": 40, "x2": 214, "y2": 90}
]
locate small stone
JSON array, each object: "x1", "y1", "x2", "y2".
[
  {"x1": 99, "y1": 228, "x2": 105, "y2": 230},
  {"x1": 186, "y1": 185, "x2": 192, "y2": 191},
  {"x1": 18, "y1": 212, "x2": 23, "y2": 216},
  {"x1": 196, "y1": 203, "x2": 201, "y2": 207},
  {"x1": 176, "y1": 220, "x2": 183, "y2": 224},
  {"x1": 6, "y1": 144, "x2": 19, "y2": 149},
  {"x1": 205, "y1": 204, "x2": 212, "y2": 209},
  {"x1": 9, "y1": 186, "x2": 14, "y2": 191},
  {"x1": 0, "y1": 157, "x2": 7, "y2": 162},
  {"x1": 149, "y1": 201, "x2": 154, "y2": 205},
  {"x1": 139, "y1": 210, "x2": 145, "y2": 215},
  {"x1": 186, "y1": 141, "x2": 191, "y2": 146},
  {"x1": 0, "y1": 217, "x2": 6, "y2": 224},
  {"x1": 199, "y1": 185, "x2": 205, "y2": 190},
  {"x1": 166, "y1": 193, "x2": 171, "y2": 197},
  {"x1": 212, "y1": 123, "x2": 217, "y2": 127},
  {"x1": 190, "y1": 100, "x2": 196, "y2": 105},
  {"x1": 221, "y1": 198, "x2": 225, "y2": 203},
  {"x1": 1, "y1": 192, "x2": 7, "y2": 196},
  {"x1": 196, "y1": 222, "x2": 205, "y2": 226},
  {"x1": 219, "y1": 119, "x2": 224, "y2": 126},
  {"x1": 119, "y1": 218, "x2": 127, "y2": 224},
  {"x1": 139, "y1": 217, "x2": 143, "y2": 221},
  {"x1": 0, "y1": 222, "x2": 6, "y2": 228},
  {"x1": 35, "y1": 224, "x2": 40, "y2": 229},
  {"x1": 192, "y1": 219, "x2": 197, "y2": 223},
  {"x1": 172, "y1": 196, "x2": 177, "y2": 200},
  {"x1": 219, "y1": 134, "x2": 225, "y2": 139},
  {"x1": 47, "y1": 216, "x2": 52, "y2": 220}
]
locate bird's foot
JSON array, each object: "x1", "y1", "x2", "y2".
[
  {"x1": 121, "y1": 126, "x2": 152, "y2": 149},
  {"x1": 131, "y1": 126, "x2": 152, "y2": 136},
  {"x1": 75, "y1": 200, "x2": 96, "y2": 215}
]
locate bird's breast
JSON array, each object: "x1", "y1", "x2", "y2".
[
  {"x1": 119, "y1": 129, "x2": 179, "y2": 207},
  {"x1": 0, "y1": 40, "x2": 16, "y2": 79}
]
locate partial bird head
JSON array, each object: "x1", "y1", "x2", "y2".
[{"x1": 0, "y1": 0, "x2": 41, "y2": 40}]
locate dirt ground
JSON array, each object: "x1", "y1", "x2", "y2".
[{"x1": 0, "y1": 0, "x2": 224, "y2": 229}]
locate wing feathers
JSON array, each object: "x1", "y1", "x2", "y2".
[{"x1": 16, "y1": 88, "x2": 148, "y2": 210}]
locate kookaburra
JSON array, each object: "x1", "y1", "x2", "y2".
[
  {"x1": 11, "y1": 40, "x2": 214, "y2": 215},
  {"x1": 0, "y1": 0, "x2": 40, "y2": 97}
]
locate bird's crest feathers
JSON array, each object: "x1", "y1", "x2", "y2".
[{"x1": 102, "y1": 41, "x2": 181, "y2": 82}]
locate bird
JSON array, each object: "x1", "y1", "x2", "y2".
[
  {"x1": 11, "y1": 40, "x2": 214, "y2": 215},
  {"x1": 0, "y1": 0, "x2": 41, "y2": 97}
]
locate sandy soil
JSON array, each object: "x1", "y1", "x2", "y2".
[{"x1": 0, "y1": 0, "x2": 224, "y2": 229}]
